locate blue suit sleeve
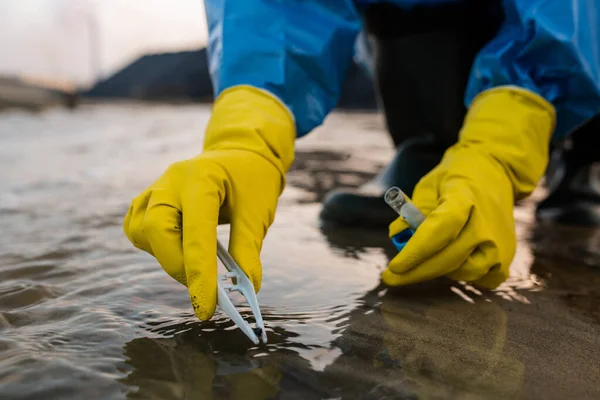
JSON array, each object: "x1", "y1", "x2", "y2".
[
  {"x1": 465, "y1": 0, "x2": 600, "y2": 139},
  {"x1": 203, "y1": 0, "x2": 362, "y2": 137}
]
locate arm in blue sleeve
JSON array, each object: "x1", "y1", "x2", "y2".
[
  {"x1": 465, "y1": 0, "x2": 600, "y2": 139},
  {"x1": 203, "y1": 0, "x2": 362, "y2": 137}
]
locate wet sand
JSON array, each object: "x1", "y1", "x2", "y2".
[{"x1": 0, "y1": 103, "x2": 598, "y2": 399}]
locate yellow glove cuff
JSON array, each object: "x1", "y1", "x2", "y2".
[
  {"x1": 461, "y1": 86, "x2": 557, "y2": 199},
  {"x1": 204, "y1": 85, "x2": 296, "y2": 176}
]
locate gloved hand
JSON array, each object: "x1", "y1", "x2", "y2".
[
  {"x1": 382, "y1": 87, "x2": 556, "y2": 289},
  {"x1": 123, "y1": 86, "x2": 295, "y2": 320}
]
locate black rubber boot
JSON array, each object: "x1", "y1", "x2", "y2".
[
  {"x1": 320, "y1": 136, "x2": 447, "y2": 227},
  {"x1": 319, "y1": 1, "x2": 503, "y2": 228},
  {"x1": 536, "y1": 115, "x2": 600, "y2": 226}
]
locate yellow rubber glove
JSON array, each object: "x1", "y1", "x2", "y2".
[
  {"x1": 383, "y1": 87, "x2": 556, "y2": 289},
  {"x1": 123, "y1": 85, "x2": 295, "y2": 320}
]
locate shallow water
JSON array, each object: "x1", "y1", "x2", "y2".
[{"x1": 0, "y1": 103, "x2": 599, "y2": 399}]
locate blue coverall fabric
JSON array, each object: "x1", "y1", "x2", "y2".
[{"x1": 204, "y1": 0, "x2": 600, "y2": 139}]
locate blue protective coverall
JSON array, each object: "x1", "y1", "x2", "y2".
[{"x1": 203, "y1": 0, "x2": 600, "y2": 140}]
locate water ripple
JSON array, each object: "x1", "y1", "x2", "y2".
[{"x1": 1, "y1": 105, "x2": 599, "y2": 399}]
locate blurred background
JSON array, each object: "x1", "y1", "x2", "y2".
[{"x1": 0, "y1": 0, "x2": 377, "y2": 112}]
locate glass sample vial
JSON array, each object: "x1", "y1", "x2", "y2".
[{"x1": 384, "y1": 186, "x2": 426, "y2": 230}]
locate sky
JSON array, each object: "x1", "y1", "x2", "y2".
[{"x1": 0, "y1": 0, "x2": 209, "y2": 88}]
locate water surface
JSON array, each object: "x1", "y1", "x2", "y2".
[{"x1": 1, "y1": 103, "x2": 599, "y2": 399}]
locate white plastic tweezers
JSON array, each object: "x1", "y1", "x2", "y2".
[{"x1": 216, "y1": 239, "x2": 267, "y2": 345}]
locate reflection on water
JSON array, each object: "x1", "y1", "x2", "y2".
[{"x1": 0, "y1": 104, "x2": 599, "y2": 399}]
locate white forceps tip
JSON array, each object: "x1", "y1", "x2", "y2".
[{"x1": 216, "y1": 239, "x2": 268, "y2": 345}]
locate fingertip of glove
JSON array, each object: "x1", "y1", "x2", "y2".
[
  {"x1": 246, "y1": 266, "x2": 262, "y2": 294},
  {"x1": 193, "y1": 309, "x2": 215, "y2": 322},
  {"x1": 228, "y1": 240, "x2": 263, "y2": 293},
  {"x1": 472, "y1": 268, "x2": 509, "y2": 290},
  {"x1": 188, "y1": 280, "x2": 217, "y2": 321},
  {"x1": 381, "y1": 269, "x2": 405, "y2": 287},
  {"x1": 190, "y1": 297, "x2": 216, "y2": 321}
]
